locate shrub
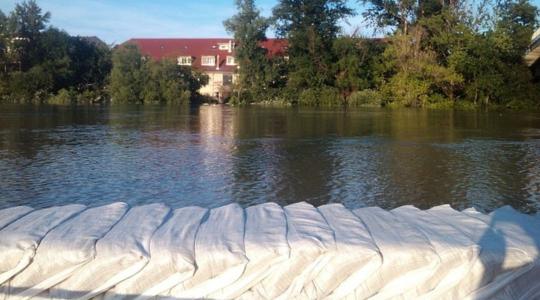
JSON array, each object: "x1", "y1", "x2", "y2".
[{"x1": 347, "y1": 89, "x2": 383, "y2": 107}]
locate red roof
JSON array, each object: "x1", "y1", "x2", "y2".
[{"x1": 125, "y1": 38, "x2": 288, "y2": 72}]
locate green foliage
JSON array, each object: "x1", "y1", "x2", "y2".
[
  {"x1": 224, "y1": 0, "x2": 272, "y2": 104},
  {"x1": 273, "y1": 0, "x2": 354, "y2": 94},
  {"x1": 298, "y1": 86, "x2": 342, "y2": 106},
  {"x1": 109, "y1": 44, "x2": 207, "y2": 104},
  {"x1": 348, "y1": 89, "x2": 383, "y2": 106},
  {"x1": 0, "y1": 1, "x2": 111, "y2": 103},
  {"x1": 333, "y1": 37, "x2": 386, "y2": 100}
]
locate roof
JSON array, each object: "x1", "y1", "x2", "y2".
[{"x1": 124, "y1": 38, "x2": 288, "y2": 72}]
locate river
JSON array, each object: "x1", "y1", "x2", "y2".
[{"x1": 0, "y1": 104, "x2": 539, "y2": 213}]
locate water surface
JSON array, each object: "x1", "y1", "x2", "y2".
[{"x1": 1, "y1": 104, "x2": 539, "y2": 213}]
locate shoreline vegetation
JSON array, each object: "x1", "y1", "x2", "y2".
[{"x1": 0, "y1": 1, "x2": 539, "y2": 110}]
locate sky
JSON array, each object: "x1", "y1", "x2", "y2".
[
  {"x1": 0, "y1": 0, "x2": 539, "y2": 45},
  {"x1": 0, "y1": 0, "x2": 368, "y2": 45}
]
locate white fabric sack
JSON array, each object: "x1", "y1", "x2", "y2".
[
  {"x1": 426, "y1": 205, "x2": 533, "y2": 300},
  {"x1": 244, "y1": 202, "x2": 335, "y2": 300},
  {"x1": 491, "y1": 262, "x2": 540, "y2": 300},
  {"x1": 0, "y1": 207, "x2": 33, "y2": 230},
  {"x1": 6, "y1": 202, "x2": 128, "y2": 299},
  {"x1": 208, "y1": 202, "x2": 289, "y2": 299},
  {"x1": 391, "y1": 205, "x2": 480, "y2": 299},
  {"x1": 104, "y1": 206, "x2": 208, "y2": 300},
  {"x1": 48, "y1": 203, "x2": 169, "y2": 300},
  {"x1": 0, "y1": 204, "x2": 86, "y2": 285},
  {"x1": 351, "y1": 206, "x2": 440, "y2": 300},
  {"x1": 167, "y1": 203, "x2": 247, "y2": 299},
  {"x1": 460, "y1": 206, "x2": 540, "y2": 300},
  {"x1": 307, "y1": 203, "x2": 381, "y2": 300}
]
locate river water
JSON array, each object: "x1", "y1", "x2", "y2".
[{"x1": 0, "y1": 104, "x2": 539, "y2": 213}]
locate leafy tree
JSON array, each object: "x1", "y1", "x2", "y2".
[
  {"x1": 224, "y1": 0, "x2": 270, "y2": 103},
  {"x1": 333, "y1": 37, "x2": 385, "y2": 101},
  {"x1": 273, "y1": 0, "x2": 354, "y2": 95},
  {"x1": 380, "y1": 27, "x2": 463, "y2": 106},
  {"x1": 110, "y1": 44, "x2": 208, "y2": 104},
  {"x1": 109, "y1": 44, "x2": 145, "y2": 103},
  {"x1": 6, "y1": 0, "x2": 51, "y2": 71}
]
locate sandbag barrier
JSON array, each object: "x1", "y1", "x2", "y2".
[{"x1": 0, "y1": 202, "x2": 538, "y2": 300}]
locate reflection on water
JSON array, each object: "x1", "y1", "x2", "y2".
[{"x1": 0, "y1": 104, "x2": 539, "y2": 213}]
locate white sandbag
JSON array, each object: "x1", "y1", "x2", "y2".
[
  {"x1": 351, "y1": 206, "x2": 440, "y2": 300},
  {"x1": 245, "y1": 202, "x2": 335, "y2": 300},
  {"x1": 6, "y1": 202, "x2": 128, "y2": 299},
  {"x1": 391, "y1": 205, "x2": 480, "y2": 299},
  {"x1": 309, "y1": 204, "x2": 382, "y2": 300},
  {"x1": 0, "y1": 204, "x2": 86, "y2": 285},
  {"x1": 490, "y1": 262, "x2": 540, "y2": 300},
  {"x1": 48, "y1": 203, "x2": 169, "y2": 300},
  {"x1": 167, "y1": 203, "x2": 247, "y2": 299},
  {"x1": 0, "y1": 207, "x2": 33, "y2": 230},
  {"x1": 427, "y1": 205, "x2": 534, "y2": 300},
  {"x1": 461, "y1": 206, "x2": 540, "y2": 299},
  {"x1": 208, "y1": 202, "x2": 289, "y2": 299},
  {"x1": 103, "y1": 206, "x2": 208, "y2": 300}
]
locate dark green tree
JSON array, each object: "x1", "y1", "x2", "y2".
[
  {"x1": 224, "y1": 0, "x2": 270, "y2": 103},
  {"x1": 273, "y1": 0, "x2": 354, "y2": 96},
  {"x1": 6, "y1": 0, "x2": 51, "y2": 71},
  {"x1": 110, "y1": 44, "x2": 208, "y2": 104}
]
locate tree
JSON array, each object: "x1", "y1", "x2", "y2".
[
  {"x1": 379, "y1": 27, "x2": 463, "y2": 106},
  {"x1": 7, "y1": 0, "x2": 51, "y2": 71},
  {"x1": 109, "y1": 44, "x2": 145, "y2": 103},
  {"x1": 273, "y1": 0, "x2": 354, "y2": 94},
  {"x1": 110, "y1": 44, "x2": 208, "y2": 104},
  {"x1": 224, "y1": 0, "x2": 270, "y2": 103},
  {"x1": 333, "y1": 37, "x2": 385, "y2": 101}
]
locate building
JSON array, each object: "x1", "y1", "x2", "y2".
[
  {"x1": 525, "y1": 28, "x2": 540, "y2": 81},
  {"x1": 125, "y1": 38, "x2": 287, "y2": 100}
]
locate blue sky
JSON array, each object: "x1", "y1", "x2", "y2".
[
  {"x1": 0, "y1": 0, "x2": 539, "y2": 45},
  {"x1": 0, "y1": 0, "x2": 367, "y2": 44}
]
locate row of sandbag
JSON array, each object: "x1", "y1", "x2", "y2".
[{"x1": 0, "y1": 202, "x2": 539, "y2": 300}]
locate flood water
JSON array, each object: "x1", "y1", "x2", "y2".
[{"x1": 0, "y1": 104, "x2": 539, "y2": 213}]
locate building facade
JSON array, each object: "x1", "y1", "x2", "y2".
[{"x1": 126, "y1": 38, "x2": 287, "y2": 100}]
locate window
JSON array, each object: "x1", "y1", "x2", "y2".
[
  {"x1": 177, "y1": 56, "x2": 192, "y2": 66},
  {"x1": 219, "y1": 44, "x2": 229, "y2": 51},
  {"x1": 223, "y1": 74, "x2": 233, "y2": 86},
  {"x1": 226, "y1": 56, "x2": 236, "y2": 66},
  {"x1": 201, "y1": 56, "x2": 216, "y2": 66}
]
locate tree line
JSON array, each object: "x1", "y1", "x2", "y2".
[
  {"x1": 226, "y1": 0, "x2": 540, "y2": 109},
  {"x1": 0, "y1": 1, "x2": 206, "y2": 104},
  {"x1": 0, "y1": 0, "x2": 538, "y2": 108}
]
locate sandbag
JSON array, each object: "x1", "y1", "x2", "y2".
[
  {"x1": 5, "y1": 202, "x2": 128, "y2": 299},
  {"x1": 0, "y1": 207, "x2": 33, "y2": 230},
  {"x1": 351, "y1": 206, "x2": 440, "y2": 300},
  {"x1": 0, "y1": 205, "x2": 86, "y2": 285},
  {"x1": 48, "y1": 203, "x2": 169, "y2": 300},
  {"x1": 244, "y1": 202, "x2": 335, "y2": 300},
  {"x1": 427, "y1": 205, "x2": 534, "y2": 300},
  {"x1": 167, "y1": 203, "x2": 247, "y2": 299},
  {"x1": 391, "y1": 205, "x2": 480, "y2": 299},
  {"x1": 208, "y1": 202, "x2": 289, "y2": 299},
  {"x1": 309, "y1": 203, "x2": 382, "y2": 300},
  {"x1": 104, "y1": 206, "x2": 208, "y2": 300},
  {"x1": 460, "y1": 206, "x2": 540, "y2": 299}
]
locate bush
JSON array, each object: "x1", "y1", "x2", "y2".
[
  {"x1": 48, "y1": 88, "x2": 75, "y2": 104},
  {"x1": 298, "y1": 86, "x2": 342, "y2": 106},
  {"x1": 347, "y1": 89, "x2": 383, "y2": 107}
]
